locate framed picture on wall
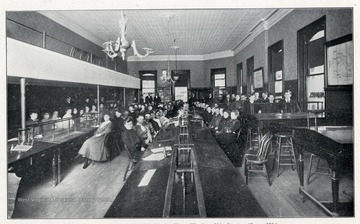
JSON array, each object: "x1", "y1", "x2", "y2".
[
  {"x1": 275, "y1": 70, "x2": 282, "y2": 80},
  {"x1": 253, "y1": 67, "x2": 264, "y2": 89},
  {"x1": 325, "y1": 34, "x2": 353, "y2": 86}
]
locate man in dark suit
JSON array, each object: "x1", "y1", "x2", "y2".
[
  {"x1": 243, "y1": 95, "x2": 261, "y2": 114},
  {"x1": 154, "y1": 93, "x2": 161, "y2": 106},
  {"x1": 145, "y1": 94, "x2": 152, "y2": 104},
  {"x1": 280, "y1": 90, "x2": 301, "y2": 113},
  {"x1": 262, "y1": 93, "x2": 279, "y2": 113}
]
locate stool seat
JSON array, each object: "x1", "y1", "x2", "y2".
[{"x1": 274, "y1": 133, "x2": 292, "y2": 138}]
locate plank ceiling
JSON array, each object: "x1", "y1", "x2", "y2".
[{"x1": 40, "y1": 9, "x2": 276, "y2": 56}]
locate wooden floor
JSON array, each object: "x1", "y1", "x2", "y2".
[
  {"x1": 10, "y1": 146, "x2": 354, "y2": 218},
  {"x1": 11, "y1": 150, "x2": 131, "y2": 218},
  {"x1": 238, "y1": 151, "x2": 354, "y2": 217}
]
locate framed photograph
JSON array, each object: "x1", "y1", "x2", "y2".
[
  {"x1": 253, "y1": 67, "x2": 264, "y2": 89},
  {"x1": 275, "y1": 80, "x2": 283, "y2": 93},
  {"x1": 325, "y1": 34, "x2": 353, "y2": 86},
  {"x1": 275, "y1": 70, "x2": 282, "y2": 80}
]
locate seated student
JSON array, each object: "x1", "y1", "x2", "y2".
[
  {"x1": 280, "y1": 90, "x2": 301, "y2": 113},
  {"x1": 51, "y1": 110, "x2": 62, "y2": 129},
  {"x1": 133, "y1": 114, "x2": 152, "y2": 146},
  {"x1": 220, "y1": 110, "x2": 241, "y2": 134},
  {"x1": 158, "y1": 109, "x2": 170, "y2": 126},
  {"x1": 223, "y1": 94, "x2": 232, "y2": 109},
  {"x1": 121, "y1": 117, "x2": 147, "y2": 161},
  {"x1": 216, "y1": 110, "x2": 230, "y2": 133},
  {"x1": 78, "y1": 108, "x2": 87, "y2": 126},
  {"x1": 230, "y1": 95, "x2": 241, "y2": 110},
  {"x1": 208, "y1": 107, "x2": 222, "y2": 129},
  {"x1": 62, "y1": 108, "x2": 74, "y2": 129},
  {"x1": 238, "y1": 95, "x2": 247, "y2": 113},
  {"x1": 26, "y1": 111, "x2": 41, "y2": 136},
  {"x1": 40, "y1": 112, "x2": 53, "y2": 136},
  {"x1": 213, "y1": 108, "x2": 225, "y2": 131},
  {"x1": 78, "y1": 112, "x2": 112, "y2": 169},
  {"x1": 90, "y1": 105, "x2": 98, "y2": 123},
  {"x1": 128, "y1": 105, "x2": 137, "y2": 125},
  {"x1": 121, "y1": 110, "x2": 129, "y2": 121},
  {"x1": 149, "y1": 111, "x2": 161, "y2": 132},
  {"x1": 144, "y1": 113, "x2": 156, "y2": 137},
  {"x1": 243, "y1": 95, "x2": 257, "y2": 114},
  {"x1": 111, "y1": 109, "x2": 124, "y2": 136},
  {"x1": 203, "y1": 106, "x2": 213, "y2": 124},
  {"x1": 261, "y1": 92, "x2": 269, "y2": 103},
  {"x1": 214, "y1": 110, "x2": 242, "y2": 167},
  {"x1": 72, "y1": 107, "x2": 80, "y2": 129},
  {"x1": 262, "y1": 93, "x2": 279, "y2": 113},
  {"x1": 254, "y1": 92, "x2": 261, "y2": 103}
]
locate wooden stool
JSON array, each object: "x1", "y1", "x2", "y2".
[{"x1": 272, "y1": 133, "x2": 296, "y2": 177}]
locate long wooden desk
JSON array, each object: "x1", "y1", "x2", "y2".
[
  {"x1": 8, "y1": 127, "x2": 95, "y2": 186},
  {"x1": 253, "y1": 112, "x2": 318, "y2": 130},
  {"x1": 105, "y1": 117, "x2": 266, "y2": 218},
  {"x1": 292, "y1": 126, "x2": 353, "y2": 216}
]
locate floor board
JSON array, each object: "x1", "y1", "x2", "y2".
[
  {"x1": 10, "y1": 144, "x2": 354, "y2": 218},
  {"x1": 238, "y1": 152, "x2": 354, "y2": 217},
  {"x1": 11, "y1": 150, "x2": 130, "y2": 218}
]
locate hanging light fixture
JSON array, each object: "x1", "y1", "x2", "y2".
[
  {"x1": 170, "y1": 42, "x2": 180, "y2": 81},
  {"x1": 102, "y1": 11, "x2": 154, "y2": 60},
  {"x1": 160, "y1": 13, "x2": 180, "y2": 83}
]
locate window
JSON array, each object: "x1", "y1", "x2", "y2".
[
  {"x1": 268, "y1": 41, "x2": 283, "y2": 97},
  {"x1": 214, "y1": 74, "x2": 225, "y2": 88},
  {"x1": 298, "y1": 17, "x2": 326, "y2": 110},
  {"x1": 142, "y1": 80, "x2": 155, "y2": 95},
  {"x1": 139, "y1": 71, "x2": 157, "y2": 96},
  {"x1": 211, "y1": 68, "x2": 226, "y2": 99}
]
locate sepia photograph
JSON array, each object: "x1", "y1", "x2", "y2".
[{"x1": 1, "y1": 0, "x2": 358, "y2": 223}]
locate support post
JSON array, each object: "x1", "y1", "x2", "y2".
[
  {"x1": 42, "y1": 31, "x2": 46, "y2": 48},
  {"x1": 97, "y1": 85, "x2": 100, "y2": 125},
  {"x1": 123, "y1": 88, "x2": 126, "y2": 107},
  {"x1": 20, "y1": 78, "x2": 26, "y2": 142}
]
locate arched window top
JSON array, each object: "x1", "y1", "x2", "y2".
[{"x1": 309, "y1": 30, "x2": 325, "y2": 42}]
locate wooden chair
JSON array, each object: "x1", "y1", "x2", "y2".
[
  {"x1": 104, "y1": 132, "x2": 122, "y2": 161},
  {"x1": 244, "y1": 132, "x2": 273, "y2": 186},
  {"x1": 123, "y1": 144, "x2": 137, "y2": 181}
]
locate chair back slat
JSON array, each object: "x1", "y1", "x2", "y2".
[{"x1": 257, "y1": 133, "x2": 273, "y2": 161}]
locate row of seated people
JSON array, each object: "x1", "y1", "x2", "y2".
[
  {"x1": 78, "y1": 104, "x2": 184, "y2": 169},
  {"x1": 21, "y1": 97, "x2": 184, "y2": 141},
  {"x1": 192, "y1": 90, "x2": 301, "y2": 114},
  {"x1": 24, "y1": 106, "x2": 99, "y2": 138},
  {"x1": 193, "y1": 103, "x2": 243, "y2": 167}
]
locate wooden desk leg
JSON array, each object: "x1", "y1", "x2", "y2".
[
  {"x1": 298, "y1": 150, "x2": 305, "y2": 202},
  {"x1": 57, "y1": 148, "x2": 61, "y2": 185},
  {"x1": 52, "y1": 151, "x2": 57, "y2": 187},
  {"x1": 331, "y1": 170, "x2": 340, "y2": 216}
]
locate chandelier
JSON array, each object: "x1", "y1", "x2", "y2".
[
  {"x1": 160, "y1": 13, "x2": 180, "y2": 83},
  {"x1": 102, "y1": 11, "x2": 154, "y2": 60}
]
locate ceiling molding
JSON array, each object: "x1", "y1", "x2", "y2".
[
  {"x1": 233, "y1": 9, "x2": 293, "y2": 55},
  {"x1": 39, "y1": 11, "x2": 105, "y2": 46},
  {"x1": 127, "y1": 50, "x2": 234, "y2": 62},
  {"x1": 203, "y1": 50, "x2": 234, "y2": 61}
]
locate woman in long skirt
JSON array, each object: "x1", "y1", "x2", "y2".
[{"x1": 78, "y1": 112, "x2": 112, "y2": 169}]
